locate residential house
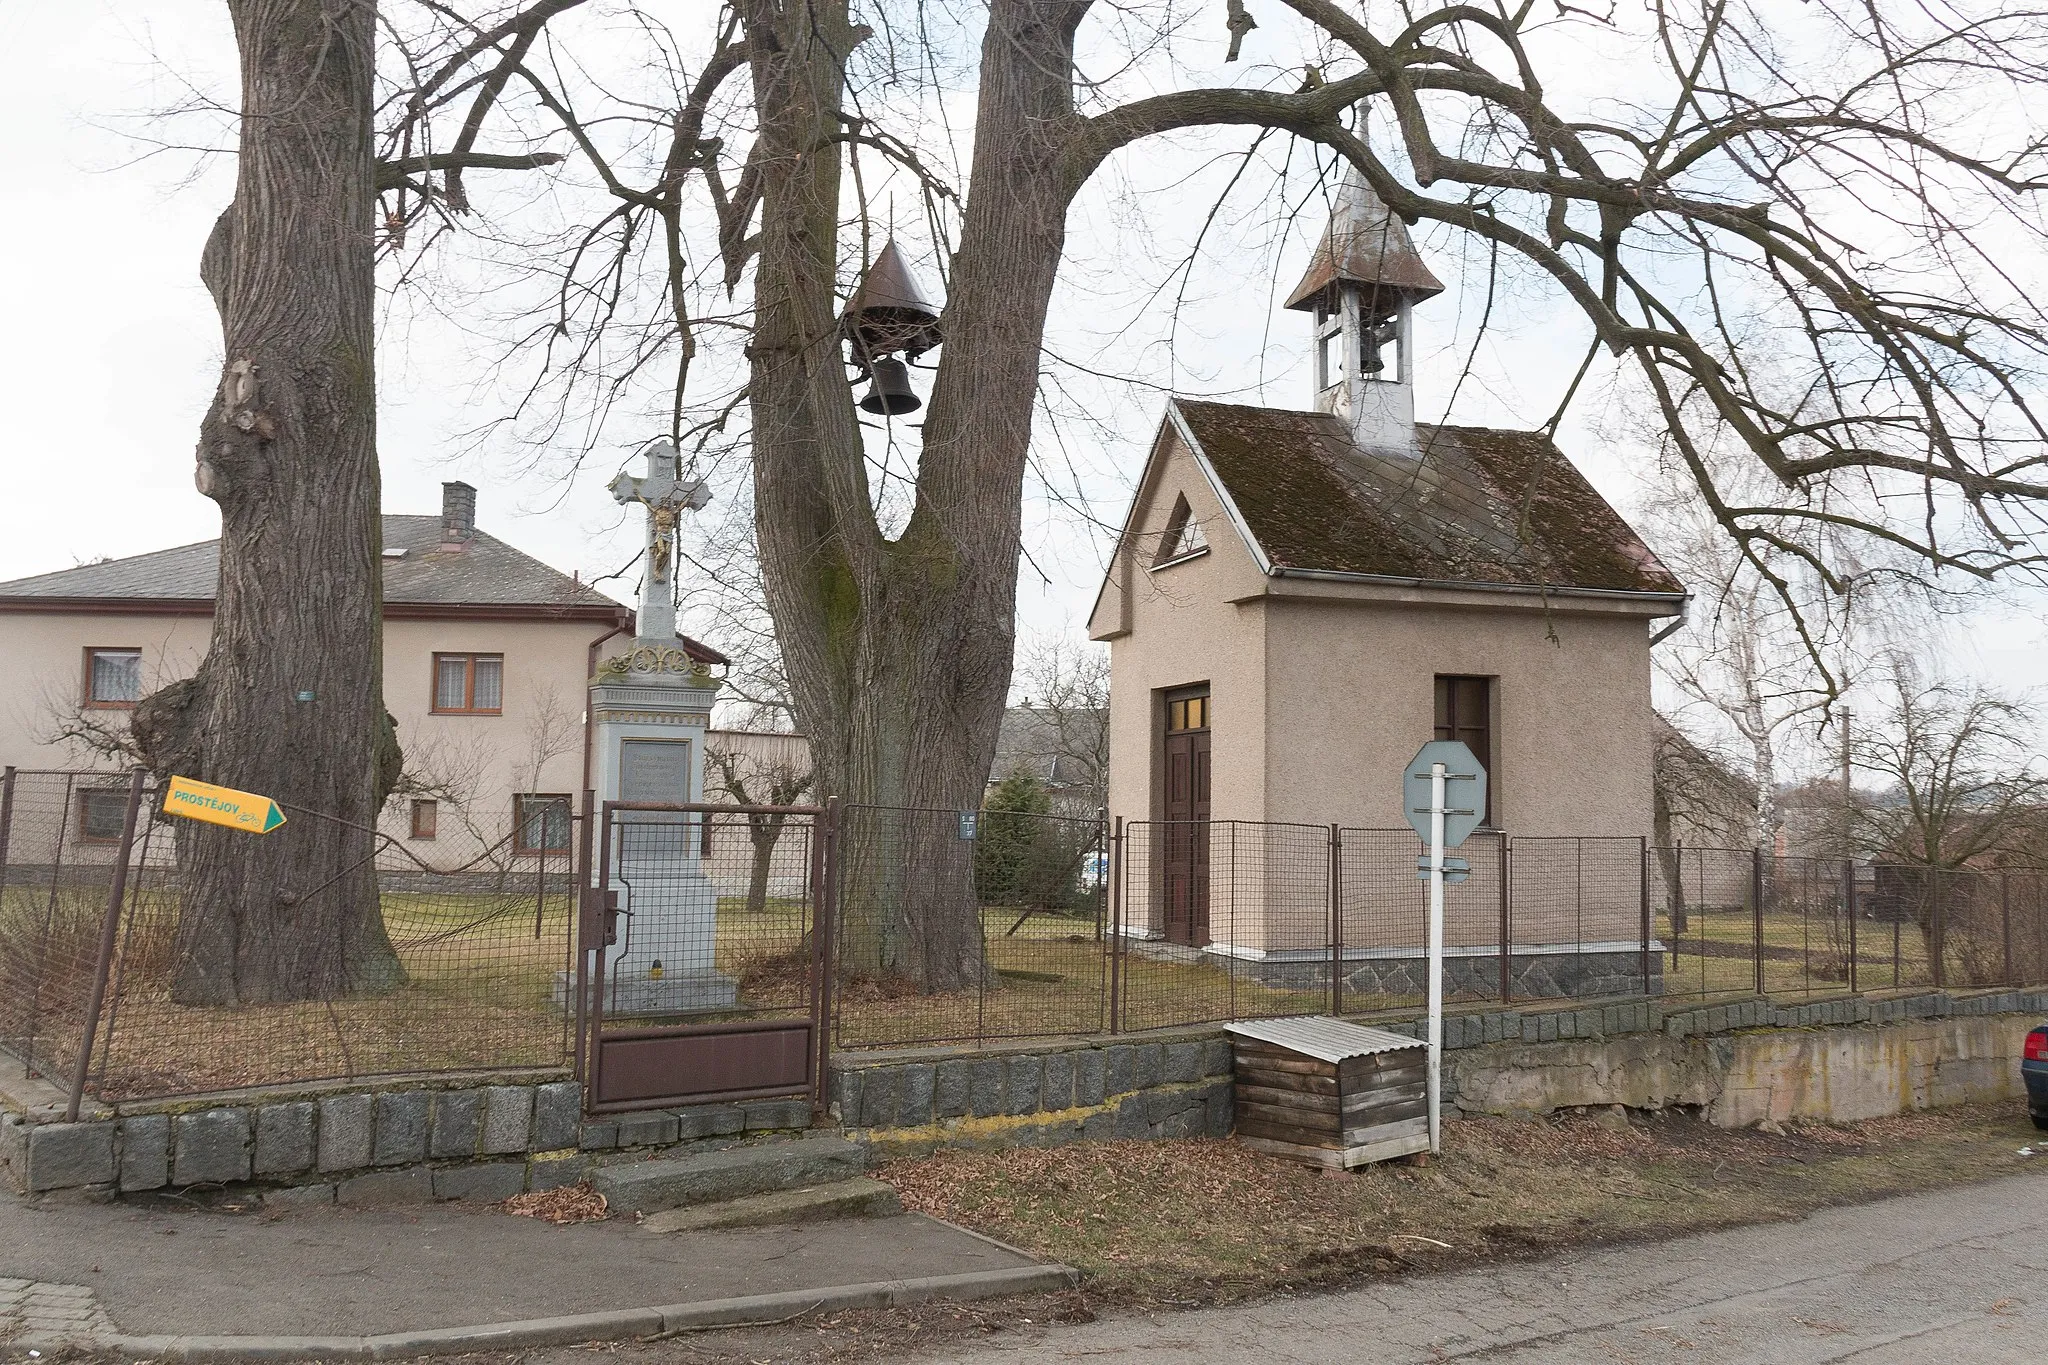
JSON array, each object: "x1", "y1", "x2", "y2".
[{"x1": 0, "y1": 483, "x2": 723, "y2": 857}]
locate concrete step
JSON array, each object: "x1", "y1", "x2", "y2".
[
  {"x1": 639, "y1": 1176, "x2": 903, "y2": 1233},
  {"x1": 591, "y1": 1132, "x2": 865, "y2": 1215}
]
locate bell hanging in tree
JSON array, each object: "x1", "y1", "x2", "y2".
[
  {"x1": 843, "y1": 237, "x2": 943, "y2": 416},
  {"x1": 859, "y1": 355, "x2": 921, "y2": 415}
]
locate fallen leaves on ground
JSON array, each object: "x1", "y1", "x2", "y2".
[
  {"x1": 498, "y1": 1181, "x2": 610, "y2": 1224},
  {"x1": 874, "y1": 1102, "x2": 2039, "y2": 1306}
]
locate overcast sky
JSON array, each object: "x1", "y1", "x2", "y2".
[{"x1": 4, "y1": 0, "x2": 2043, "y2": 771}]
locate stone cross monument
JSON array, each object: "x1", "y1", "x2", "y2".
[{"x1": 586, "y1": 440, "x2": 733, "y2": 1014}]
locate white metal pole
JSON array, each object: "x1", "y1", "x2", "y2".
[{"x1": 1427, "y1": 761, "x2": 1446, "y2": 1155}]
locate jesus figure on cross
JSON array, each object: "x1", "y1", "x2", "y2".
[{"x1": 608, "y1": 440, "x2": 711, "y2": 645}]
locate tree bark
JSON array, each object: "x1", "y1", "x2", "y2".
[
  {"x1": 133, "y1": 0, "x2": 402, "y2": 1005},
  {"x1": 742, "y1": 0, "x2": 1085, "y2": 990}
]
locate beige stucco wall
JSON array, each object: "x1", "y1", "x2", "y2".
[
  {"x1": 0, "y1": 612, "x2": 213, "y2": 772},
  {"x1": 1259, "y1": 592, "x2": 1659, "y2": 838},
  {"x1": 0, "y1": 610, "x2": 602, "y2": 856},
  {"x1": 1092, "y1": 431, "x2": 1271, "y2": 939},
  {"x1": 1092, "y1": 422, "x2": 1672, "y2": 955}
]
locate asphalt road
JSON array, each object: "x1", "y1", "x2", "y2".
[{"x1": 925, "y1": 1169, "x2": 2048, "y2": 1363}]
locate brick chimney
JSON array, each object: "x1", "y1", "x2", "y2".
[{"x1": 440, "y1": 481, "x2": 477, "y2": 548}]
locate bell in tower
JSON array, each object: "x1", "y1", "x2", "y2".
[{"x1": 1284, "y1": 168, "x2": 1444, "y2": 454}]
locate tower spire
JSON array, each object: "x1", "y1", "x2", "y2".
[{"x1": 1285, "y1": 167, "x2": 1443, "y2": 454}]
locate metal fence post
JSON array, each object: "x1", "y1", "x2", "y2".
[
  {"x1": 1328, "y1": 824, "x2": 1343, "y2": 1017},
  {"x1": 1845, "y1": 858, "x2": 1859, "y2": 995},
  {"x1": 571, "y1": 789, "x2": 596, "y2": 1082},
  {"x1": 1108, "y1": 816, "x2": 1124, "y2": 1034},
  {"x1": 810, "y1": 797, "x2": 841, "y2": 1125},
  {"x1": 68, "y1": 768, "x2": 146, "y2": 1122},
  {"x1": 1931, "y1": 869, "x2": 1947, "y2": 990},
  {"x1": 1998, "y1": 875, "x2": 2015, "y2": 982},
  {"x1": 1751, "y1": 847, "x2": 1766, "y2": 998},
  {"x1": 1498, "y1": 836, "x2": 1512, "y2": 1003},
  {"x1": 0, "y1": 766, "x2": 15, "y2": 886},
  {"x1": 1638, "y1": 835, "x2": 1651, "y2": 997}
]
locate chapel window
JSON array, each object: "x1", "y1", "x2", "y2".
[
  {"x1": 1153, "y1": 495, "x2": 1208, "y2": 567},
  {"x1": 410, "y1": 799, "x2": 439, "y2": 841},
  {"x1": 1433, "y1": 674, "x2": 1494, "y2": 826},
  {"x1": 433, "y1": 653, "x2": 504, "y2": 714}
]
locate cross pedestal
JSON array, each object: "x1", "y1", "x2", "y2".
[
  {"x1": 571, "y1": 440, "x2": 733, "y2": 1016},
  {"x1": 589, "y1": 652, "x2": 735, "y2": 1014}
]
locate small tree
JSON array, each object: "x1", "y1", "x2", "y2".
[
  {"x1": 1856, "y1": 657, "x2": 2048, "y2": 982},
  {"x1": 705, "y1": 742, "x2": 815, "y2": 921},
  {"x1": 975, "y1": 773, "x2": 1054, "y2": 908}
]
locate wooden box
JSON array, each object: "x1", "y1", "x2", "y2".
[{"x1": 1226, "y1": 1017, "x2": 1430, "y2": 1169}]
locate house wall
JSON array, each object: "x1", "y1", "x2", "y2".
[{"x1": 0, "y1": 610, "x2": 603, "y2": 854}]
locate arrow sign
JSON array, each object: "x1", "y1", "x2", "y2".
[{"x1": 164, "y1": 775, "x2": 287, "y2": 835}]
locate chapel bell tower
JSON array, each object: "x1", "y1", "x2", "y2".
[{"x1": 1285, "y1": 168, "x2": 1445, "y2": 455}]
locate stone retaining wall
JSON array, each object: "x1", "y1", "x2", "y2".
[
  {"x1": 0, "y1": 1065, "x2": 813, "y2": 1201},
  {"x1": 830, "y1": 1030, "x2": 1236, "y2": 1160}
]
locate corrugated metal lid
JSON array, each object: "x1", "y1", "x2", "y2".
[{"x1": 1225, "y1": 1015, "x2": 1425, "y2": 1062}]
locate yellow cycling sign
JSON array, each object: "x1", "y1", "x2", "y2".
[{"x1": 164, "y1": 775, "x2": 287, "y2": 835}]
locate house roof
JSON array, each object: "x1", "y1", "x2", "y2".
[
  {"x1": 991, "y1": 706, "x2": 1104, "y2": 792},
  {"x1": 0, "y1": 517, "x2": 746, "y2": 667},
  {"x1": 1167, "y1": 399, "x2": 1684, "y2": 598}
]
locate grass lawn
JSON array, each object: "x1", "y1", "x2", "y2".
[{"x1": 4, "y1": 876, "x2": 2019, "y2": 1099}]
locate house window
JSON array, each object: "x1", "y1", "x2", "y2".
[
  {"x1": 84, "y1": 648, "x2": 142, "y2": 709},
  {"x1": 77, "y1": 788, "x2": 131, "y2": 844},
  {"x1": 410, "y1": 799, "x2": 439, "y2": 841},
  {"x1": 433, "y1": 653, "x2": 503, "y2": 714},
  {"x1": 513, "y1": 794, "x2": 572, "y2": 855},
  {"x1": 1433, "y1": 675, "x2": 1493, "y2": 825},
  {"x1": 1166, "y1": 693, "x2": 1210, "y2": 732},
  {"x1": 1152, "y1": 495, "x2": 1208, "y2": 568}
]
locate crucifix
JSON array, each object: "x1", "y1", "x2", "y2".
[{"x1": 608, "y1": 440, "x2": 711, "y2": 644}]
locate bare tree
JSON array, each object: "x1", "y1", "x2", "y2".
[
  {"x1": 127, "y1": 0, "x2": 572, "y2": 1004},
  {"x1": 705, "y1": 739, "x2": 815, "y2": 920},
  {"x1": 1010, "y1": 632, "x2": 1111, "y2": 813},
  {"x1": 265, "y1": 2, "x2": 2048, "y2": 990},
  {"x1": 1856, "y1": 658, "x2": 2048, "y2": 872},
  {"x1": 1651, "y1": 712, "x2": 1756, "y2": 935}
]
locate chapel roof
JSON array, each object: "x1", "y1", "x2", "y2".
[
  {"x1": 1284, "y1": 169, "x2": 1447, "y2": 313},
  {"x1": 1169, "y1": 398, "x2": 1683, "y2": 597}
]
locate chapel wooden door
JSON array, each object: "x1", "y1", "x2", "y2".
[{"x1": 1162, "y1": 689, "x2": 1212, "y2": 947}]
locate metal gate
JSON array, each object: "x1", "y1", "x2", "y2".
[{"x1": 575, "y1": 800, "x2": 836, "y2": 1116}]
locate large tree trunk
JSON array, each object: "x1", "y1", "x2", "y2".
[
  {"x1": 743, "y1": 0, "x2": 1081, "y2": 990},
  {"x1": 133, "y1": 0, "x2": 402, "y2": 1005}
]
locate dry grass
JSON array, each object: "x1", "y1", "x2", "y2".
[{"x1": 874, "y1": 1102, "x2": 2043, "y2": 1305}]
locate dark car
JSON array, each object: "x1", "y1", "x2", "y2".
[{"x1": 2026, "y1": 1025, "x2": 2048, "y2": 1131}]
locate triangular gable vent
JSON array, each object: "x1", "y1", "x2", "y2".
[{"x1": 1152, "y1": 493, "x2": 1208, "y2": 567}]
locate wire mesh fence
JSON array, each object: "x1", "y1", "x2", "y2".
[
  {"x1": 1, "y1": 769, "x2": 580, "y2": 1105},
  {"x1": 589, "y1": 806, "x2": 820, "y2": 1027},
  {"x1": 18, "y1": 766, "x2": 2048, "y2": 1099},
  {"x1": 830, "y1": 804, "x2": 1107, "y2": 1048}
]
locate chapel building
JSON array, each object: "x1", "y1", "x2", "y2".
[{"x1": 1087, "y1": 171, "x2": 1687, "y2": 971}]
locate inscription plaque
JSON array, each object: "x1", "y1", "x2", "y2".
[{"x1": 620, "y1": 738, "x2": 691, "y2": 803}]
